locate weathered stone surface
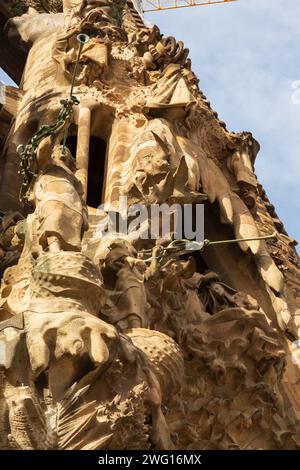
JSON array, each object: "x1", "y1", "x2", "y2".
[{"x1": 0, "y1": 0, "x2": 299, "y2": 450}]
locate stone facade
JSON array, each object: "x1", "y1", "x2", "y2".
[{"x1": 0, "y1": 0, "x2": 299, "y2": 450}]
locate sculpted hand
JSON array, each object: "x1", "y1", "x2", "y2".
[{"x1": 24, "y1": 311, "x2": 118, "y2": 376}]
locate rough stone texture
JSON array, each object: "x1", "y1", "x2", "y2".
[{"x1": 0, "y1": 0, "x2": 299, "y2": 450}]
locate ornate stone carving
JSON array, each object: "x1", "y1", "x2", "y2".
[
  {"x1": 179, "y1": 307, "x2": 292, "y2": 449},
  {"x1": 100, "y1": 239, "x2": 150, "y2": 330},
  {"x1": 226, "y1": 132, "x2": 259, "y2": 212},
  {"x1": 143, "y1": 36, "x2": 189, "y2": 71},
  {"x1": 11, "y1": 1, "x2": 63, "y2": 16},
  {"x1": 0, "y1": 0, "x2": 299, "y2": 451},
  {"x1": 29, "y1": 145, "x2": 88, "y2": 254},
  {"x1": 0, "y1": 212, "x2": 23, "y2": 280}
]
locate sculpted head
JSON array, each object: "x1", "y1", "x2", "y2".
[
  {"x1": 52, "y1": 145, "x2": 76, "y2": 171},
  {"x1": 63, "y1": 0, "x2": 112, "y2": 18}
]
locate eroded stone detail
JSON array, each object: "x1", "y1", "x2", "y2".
[{"x1": 0, "y1": 0, "x2": 299, "y2": 450}]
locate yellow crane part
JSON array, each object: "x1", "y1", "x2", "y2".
[{"x1": 143, "y1": 0, "x2": 238, "y2": 13}]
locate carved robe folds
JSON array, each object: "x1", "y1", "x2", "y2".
[
  {"x1": 145, "y1": 64, "x2": 196, "y2": 116},
  {"x1": 33, "y1": 163, "x2": 88, "y2": 252}
]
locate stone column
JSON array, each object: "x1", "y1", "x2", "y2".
[{"x1": 76, "y1": 106, "x2": 91, "y2": 201}]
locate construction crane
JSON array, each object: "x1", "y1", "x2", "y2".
[{"x1": 142, "y1": 0, "x2": 238, "y2": 13}]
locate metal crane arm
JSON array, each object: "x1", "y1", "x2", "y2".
[{"x1": 143, "y1": 0, "x2": 238, "y2": 13}]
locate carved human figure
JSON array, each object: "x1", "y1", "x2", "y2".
[
  {"x1": 198, "y1": 273, "x2": 261, "y2": 315},
  {"x1": 1, "y1": 0, "x2": 132, "y2": 213},
  {"x1": 146, "y1": 255, "x2": 209, "y2": 338},
  {"x1": 63, "y1": 0, "x2": 117, "y2": 20},
  {"x1": 100, "y1": 240, "x2": 164, "y2": 330},
  {"x1": 121, "y1": 119, "x2": 205, "y2": 207},
  {"x1": 122, "y1": 127, "x2": 172, "y2": 204},
  {"x1": 29, "y1": 145, "x2": 88, "y2": 253},
  {"x1": 63, "y1": 35, "x2": 108, "y2": 87},
  {"x1": 226, "y1": 134, "x2": 259, "y2": 212},
  {"x1": 100, "y1": 240, "x2": 148, "y2": 330}
]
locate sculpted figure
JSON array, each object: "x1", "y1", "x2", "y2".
[
  {"x1": 0, "y1": 216, "x2": 38, "y2": 320},
  {"x1": 227, "y1": 133, "x2": 259, "y2": 212},
  {"x1": 0, "y1": 212, "x2": 24, "y2": 279},
  {"x1": 0, "y1": 0, "x2": 299, "y2": 453},
  {"x1": 145, "y1": 63, "x2": 197, "y2": 119},
  {"x1": 121, "y1": 126, "x2": 172, "y2": 204},
  {"x1": 100, "y1": 240, "x2": 163, "y2": 330},
  {"x1": 7, "y1": 0, "x2": 121, "y2": 95},
  {"x1": 100, "y1": 240, "x2": 148, "y2": 330},
  {"x1": 146, "y1": 255, "x2": 210, "y2": 338},
  {"x1": 122, "y1": 119, "x2": 205, "y2": 205},
  {"x1": 63, "y1": 36, "x2": 108, "y2": 87},
  {"x1": 198, "y1": 272, "x2": 261, "y2": 315},
  {"x1": 29, "y1": 145, "x2": 88, "y2": 253},
  {"x1": 52, "y1": 1, "x2": 125, "y2": 88}
]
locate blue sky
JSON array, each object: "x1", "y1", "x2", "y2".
[
  {"x1": 145, "y1": 0, "x2": 300, "y2": 243},
  {"x1": 1, "y1": 0, "x2": 299, "y2": 242}
]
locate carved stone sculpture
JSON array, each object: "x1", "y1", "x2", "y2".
[
  {"x1": 30, "y1": 145, "x2": 88, "y2": 253},
  {"x1": 0, "y1": 0, "x2": 299, "y2": 450}
]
